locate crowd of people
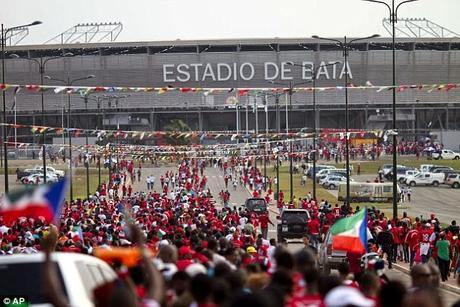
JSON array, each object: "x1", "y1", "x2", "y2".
[{"x1": 0, "y1": 157, "x2": 459, "y2": 307}]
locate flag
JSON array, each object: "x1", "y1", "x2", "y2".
[
  {"x1": 0, "y1": 179, "x2": 68, "y2": 225},
  {"x1": 330, "y1": 208, "x2": 368, "y2": 253}
]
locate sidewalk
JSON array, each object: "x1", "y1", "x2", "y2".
[{"x1": 392, "y1": 260, "x2": 460, "y2": 295}]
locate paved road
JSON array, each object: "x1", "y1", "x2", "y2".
[{"x1": 129, "y1": 164, "x2": 460, "y2": 304}]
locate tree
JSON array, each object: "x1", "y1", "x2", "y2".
[{"x1": 164, "y1": 119, "x2": 192, "y2": 145}]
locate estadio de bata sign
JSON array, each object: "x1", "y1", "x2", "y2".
[{"x1": 162, "y1": 61, "x2": 352, "y2": 83}]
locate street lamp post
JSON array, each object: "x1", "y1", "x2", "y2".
[
  {"x1": 45, "y1": 74, "x2": 95, "y2": 201},
  {"x1": 312, "y1": 35, "x2": 379, "y2": 205},
  {"x1": 10, "y1": 52, "x2": 73, "y2": 184},
  {"x1": 270, "y1": 80, "x2": 312, "y2": 202},
  {"x1": 275, "y1": 95, "x2": 280, "y2": 201},
  {"x1": 1, "y1": 21, "x2": 42, "y2": 193},
  {"x1": 362, "y1": 0, "x2": 418, "y2": 221},
  {"x1": 287, "y1": 62, "x2": 340, "y2": 201},
  {"x1": 79, "y1": 94, "x2": 105, "y2": 200},
  {"x1": 84, "y1": 97, "x2": 90, "y2": 199}
]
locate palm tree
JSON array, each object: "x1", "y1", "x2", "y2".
[{"x1": 164, "y1": 119, "x2": 192, "y2": 145}]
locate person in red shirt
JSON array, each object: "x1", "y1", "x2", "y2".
[
  {"x1": 390, "y1": 221, "x2": 403, "y2": 261},
  {"x1": 419, "y1": 223, "x2": 433, "y2": 263},
  {"x1": 307, "y1": 216, "x2": 320, "y2": 247},
  {"x1": 258, "y1": 213, "x2": 274, "y2": 239},
  {"x1": 405, "y1": 228, "x2": 419, "y2": 267},
  {"x1": 287, "y1": 268, "x2": 322, "y2": 307}
]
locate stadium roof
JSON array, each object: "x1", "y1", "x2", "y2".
[{"x1": 5, "y1": 36, "x2": 460, "y2": 55}]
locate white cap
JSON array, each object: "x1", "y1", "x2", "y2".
[
  {"x1": 185, "y1": 263, "x2": 207, "y2": 277},
  {"x1": 324, "y1": 286, "x2": 375, "y2": 307}
]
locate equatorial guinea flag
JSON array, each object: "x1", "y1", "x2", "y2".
[
  {"x1": 330, "y1": 208, "x2": 368, "y2": 253},
  {"x1": 0, "y1": 178, "x2": 67, "y2": 225}
]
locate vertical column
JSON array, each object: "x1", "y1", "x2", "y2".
[
  {"x1": 446, "y1": 106, "x2": 449, "y2": 130},
  {"x1": 150, "y1": 109, "x2": 155, "y2": 131},
  {"x1": 198, "y1": 111, "x2": 203, "y2": 131},
  {"x1": 315, "y1": 109, "x2": 320, "y2": 130}
]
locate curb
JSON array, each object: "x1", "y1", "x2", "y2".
[{"x1": 392, "y1": 262, "x2": 460, "y2": 295}]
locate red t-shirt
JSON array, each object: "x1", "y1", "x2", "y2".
[
  {"x1": 420, "y1": 229, "x2": 433, "y2": 243},
  {"x1": 391, "y1": 227, "x2": 402, "y2": 244},
  {"x1": 259, "y1": 215, "x2": 270, "y2": 228},
  {"x1": 307, "y1": 219, "x2": 320, "y2": 235},
  {"x1": 406, "y1": 230, "x2": 420, "y2": 250}
]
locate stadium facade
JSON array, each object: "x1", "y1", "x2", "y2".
[{"x1": 3, "y1": 37, "x2": 460, "y2": 142}]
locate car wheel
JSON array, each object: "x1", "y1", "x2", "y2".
[
  {"x1": 329, "y1": 184, "x2": 336, "y2": 190},
  {"x1": 453, "y1": 182, "x2": 460, "y2": 188},
  {"x1": 455, "y1": 156, "x2": 460, "y2": 160},
  {"x1": 409, "y1": 181, "x2": 416, "y2": 187},
  {"x1": 399, "y1": 178, "x2": 405, "y2": 183},
  {"x1": 432, "y1": 181, "x2": 439, "y2": 187}
]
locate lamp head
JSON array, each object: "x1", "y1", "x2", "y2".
[
  {"x1": 311, "y1": 35, "x2": 320, "y2": 39},
  {"x1": 30, "y1": 21, "x2": 42, "y2": 26},
  {"x1": 63, "y1": 52, "x2": 74, "y2": 57},
  {"x1": 9, "y1": 54, "x2": 20, "y2": 59},
  {"x1": 44, "y1": 75, "x2": 52, "y2": 80},
  {"x1": 87, "y1": 74, "x2": 96, "y2": 79},
  {"x1": 371, "y1": 34, "x2": 380, "y2": 38}
]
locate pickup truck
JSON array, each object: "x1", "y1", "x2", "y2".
[
  {"x1": 405, "y1": 172, "x2": 445, "y2": 187},
  {"x1": 432, "y1": 149, "x2": 460, "y2": 160},
  {"x1": 318, "y1": 230, "x2": 347, "y2": 274},
  {"x1": 398, "y1": 169, "x2": 419, "y2": 184}
]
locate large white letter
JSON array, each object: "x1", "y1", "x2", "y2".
[
  {"x1": 189, "y1": 63, "x2": 203, "y2": 81},
  {"x1": 163, "y1": 64, "x2": 175, "y2": 82},
  {"x1": 202, "y1": 63, "x2": 216, "y2": 81},
  {"x1": 339, "y1": 61, "x2": 353, "y2": 79},
  {"x1": 316, "y1": 61, "x2": 330, "y2": 80},
  {"x1": 329, "y1": 61, "x2": 338, "y2": 79},
  {"x1": 176, "y1": 64, "x2": 190, "y2": 82},
  {"x1": 240, "y1": 63, "x2": 255, "y2": 81},
  {"x1": 301, "y1": 61, "x2": 314, "y2": 80},
  {"x1": 217, "y1": 63, "x2": 232, "y2": 81},
  {"x1": 264, "y1": 62, "x2": 279, "y2": 80},
  {"x1": 281, "y1": 62, "x2": 293, "y2": 80}
]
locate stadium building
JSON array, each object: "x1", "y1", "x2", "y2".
[{"x1": 3, "y1": 35, "x2": 460, "y2": 144}]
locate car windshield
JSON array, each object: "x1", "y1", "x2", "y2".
[
  {"x1": 283, "y1": 211, "x2": 309, "y2": 223},
  {"x1": 245, "y1": 199, "x2": 267, "y2": 212},
  {"x1": 0, "y1": 262, "x2": 67, "y2": 304}
]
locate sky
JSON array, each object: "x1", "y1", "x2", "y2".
[{"x1": 0, "y1": 0, "x2": 459, "y2": 45}]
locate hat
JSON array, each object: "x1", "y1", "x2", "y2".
[
  {"x1": 324, "y1": 286, "x2": 374, "y2": 307},
  {"x1": 185, "y1": 263, "x2": 207, "y2": 277},
  {"x1": 247, "y1": 246, "x2": 257, "y2": 254},
  {"x1": 178, "y1": 246, "x2": 195, "y2": 257}
]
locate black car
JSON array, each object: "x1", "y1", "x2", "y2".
[
  {"x1": 277, "y1": 209, "x2": 311, "y2": 242},
  {"x1": 244, "y1": 198, "x2": 267, "y2": 214}
]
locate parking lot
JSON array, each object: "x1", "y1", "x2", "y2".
[{"x1": 323, "y1": 173, "x2": 460, "y2": 223}]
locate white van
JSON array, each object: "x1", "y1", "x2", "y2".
[{"x1": 0, "y1": 252, "x2": 117, "y2": 307}]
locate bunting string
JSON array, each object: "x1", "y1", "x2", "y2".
[{"x1": 0, "y1": 82, "x2": 459, "y2": 96}]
